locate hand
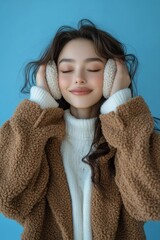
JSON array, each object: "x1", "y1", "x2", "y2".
[
  {"x1": 110, "y1": 60, "x2": 131, "y2": 96},
  {"x1": 36, "y1": 65, "x2": 51, "y2": 94}
]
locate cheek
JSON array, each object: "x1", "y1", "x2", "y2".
[
  {"x1": 93, "y1": 76, "x2": 103, "y2": 91},
  {"x1": 97, "y1": 78, "x2": 103, "y2": 88},
  {"x1": 58, "y1": 77, "x2": 67, "y2": 92}
]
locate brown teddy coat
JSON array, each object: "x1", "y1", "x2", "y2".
[{"x1": 0, "y1": 96, "x2": 160, "y2": 240}]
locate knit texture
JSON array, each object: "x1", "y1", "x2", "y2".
[
  {"x1": 61, "y1": 110, "x2": 96, "y2": 240},
  {"x1": 0, "y1": 98, "x2": 160, "y2": 239},
  {"x1": 30, "y1": 86, "x2": 59, "y2": 109},
  {"x1": 46, "y1": 61, "x2": 62, "y2": 100},
  {"x1": 103, "y1": 59, "x2": 117, "y2": 98},
  {"x1": 100, "y1": 88, "x2": 131, "y2": 114}
]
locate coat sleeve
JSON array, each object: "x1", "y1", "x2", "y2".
[
  {"x1": 100, "y1": 96, "x2": 160, "y2": 221},
  {"x1": 0, "y1": 99, "x2": 64, "y2": 223}
]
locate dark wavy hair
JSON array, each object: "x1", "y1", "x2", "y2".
[{"x1": 21, "y1": 19, "x2": 142, "y2": 188}]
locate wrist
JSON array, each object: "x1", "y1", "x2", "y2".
[
  {"x1": 100, "y1": 88, "x2": 132, "y2": 114},
  {"x1": 30, "y1": 86, "x2": 59, "y2": 109}
]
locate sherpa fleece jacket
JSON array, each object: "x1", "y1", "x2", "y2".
[{"x1": 0, "y1": 96, "x2": 160, "y2": 240}]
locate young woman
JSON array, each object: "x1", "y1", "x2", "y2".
[{"x1": 0, "y1": 19, "x2": 160, "y2": 240}]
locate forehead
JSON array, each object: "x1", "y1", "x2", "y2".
[{"x1": 58, "y1": 38, "x2": 100, "y2": 61}]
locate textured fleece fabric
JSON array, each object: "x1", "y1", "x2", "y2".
[{"x1": 0, "y1": 97, "x2": 160, "y2": 240}]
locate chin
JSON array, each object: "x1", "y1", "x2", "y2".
[
  {"x1": 72, "y1": 106, "x2": 93, "y2": 110},
  {"x1": 63, "y1": 96, "x2": 103, "y2": 110}
]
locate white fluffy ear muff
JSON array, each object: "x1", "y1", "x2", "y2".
[
  {"x1": 46, "y1": 61, "x2": 62, "y2": 100},
  {"x1": 103, "y1": 59, "x2": 117, "y2": 98}
]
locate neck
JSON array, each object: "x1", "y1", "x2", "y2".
[
  {"x1": 70, "y1": 107, "x2": 97, "y2": 119},
  {"x1": 70, "y1": 103, "x2": 100, "y2": 119}
]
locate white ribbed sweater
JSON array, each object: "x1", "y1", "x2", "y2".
[
  {"x1": 61, "y1": 110, "x2": 96, "y2": 239},
  {"x1": 30, "y1": 86, "x2": 131, "y2": 239}
]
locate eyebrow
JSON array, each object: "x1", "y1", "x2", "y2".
[{"x1": 58, "y1": 57, "x2": 104, "y2": 64}]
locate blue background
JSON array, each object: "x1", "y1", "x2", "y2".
[{"x1": 0, "y1": 0, "x2": 160, "y2": 239}]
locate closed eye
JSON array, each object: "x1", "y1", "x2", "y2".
[
  {"x1": 88, "y1": 69, "x2": 101, "y2": 72},
  {"x1": 61, "y1": 70, "x2": 73, "y2": 73}
]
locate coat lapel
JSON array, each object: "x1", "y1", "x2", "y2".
[
  {"x1": 46, "y1": 123, "x2": 73, "y2": 239},
  {"x1": 91, "y1": 147, "x2": 122, "y2": 240}
]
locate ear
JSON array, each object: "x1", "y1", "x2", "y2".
[
  {"x1": 46, "y1": 61, "x2": 62, "y2": 100},
  {"x1": 103, "y1": 59, "x2": 117, "y2": 98}
]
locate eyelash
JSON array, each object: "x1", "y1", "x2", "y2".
[
  {"x1": 61, "y1": 69, "x2": 101, "y2": 73},
  {"x1": 61, "y1": 70, "x2": 72, "y2": 73},
  {"x1": 89, "y1": 69, "x2": 101, "y2": 72}
]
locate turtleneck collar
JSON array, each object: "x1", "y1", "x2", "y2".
[{"x1": 64, "y1": 109, "x2": 97, "y2": 140}]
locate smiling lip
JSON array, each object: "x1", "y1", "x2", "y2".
[{"x1": 70, "y1": 88, "x2": 92, "y2": 95}]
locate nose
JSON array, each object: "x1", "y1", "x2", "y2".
[
  {"x1": 75, "y1": 78, "x2": 86, "y2": 84},
  {"x1": 75, "y1": 70, "x2": 86, "y2": 84}
]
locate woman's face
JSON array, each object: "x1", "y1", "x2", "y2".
[{"x1": 57, "y1": 38, "x2": 106, "y2": 118}]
